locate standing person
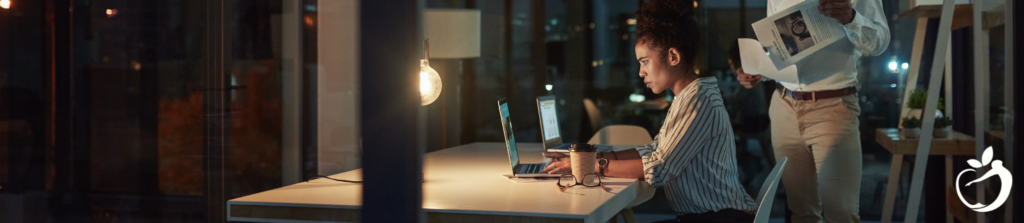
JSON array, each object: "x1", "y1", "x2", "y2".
[
  {"x1": 737, "y1": 0, "x2": 889, "y2": 222},
  {"x1": 543, "y1": 0, "x2": 757, "y2": 222}
]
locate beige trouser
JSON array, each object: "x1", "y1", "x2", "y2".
[{"x1": 769, "y1": 89, "x2": 862, "y2": 223}]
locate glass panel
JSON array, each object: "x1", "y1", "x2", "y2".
[
  {"x1": 224, "y1": 0, "x2": 284, "y2": 199},
  {"x1": 0, "y1": 0, "x2": 303, "y2": 221}
]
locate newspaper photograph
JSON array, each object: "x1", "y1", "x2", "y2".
[{"x1": 751, "y1": 0, "x2": 846, "y2": 70}]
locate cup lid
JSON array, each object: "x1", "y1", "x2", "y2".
[{"x1": 569, "y1": 143, "x2": 597, "y2": 152}]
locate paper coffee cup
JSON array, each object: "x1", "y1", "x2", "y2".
[{"x1": 570, "y1": 144, "x2": 597, "y2": 185}]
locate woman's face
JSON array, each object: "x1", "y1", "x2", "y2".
[{"x1": 635, "y1": 42, "x2": 676, "y2": 94}]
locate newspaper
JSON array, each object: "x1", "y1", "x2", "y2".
[
  {"x1": 751, "y1": 0, "x2": 847, "y2": 70},
  {"x1": 738, "y1": 38, "x2": 799, "y2": 83}
]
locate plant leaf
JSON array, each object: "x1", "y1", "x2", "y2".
[
  {"x1": 967, "y1": 159, "x2": 983, "y2": 168},
  {"x1": 982, "y1": 146, "x2": 993, "y2": 166}
]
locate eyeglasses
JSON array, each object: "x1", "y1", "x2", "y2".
[{"x1": 556, "y1": 173, "x2": 605, "y2": 192}]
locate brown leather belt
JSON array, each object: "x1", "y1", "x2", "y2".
[{"x1": 778, "y1": 86, "x2": 857, "y2": 101}]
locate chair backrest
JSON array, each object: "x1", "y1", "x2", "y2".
[
  {"x1": 587, "y1": 125, "x2": 653, "y2": 145},
  {"x1": 582, "y1": 98, "x2": 601, "y2": 131},
  {"x1": 753, "y1": 156, "x2": 787, "y2": 223}
]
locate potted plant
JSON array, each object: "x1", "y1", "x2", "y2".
[
  {"x1": 905, "y1": 89, "x2": 945, "y2": 120},
  {"x1": 901, "y1": 117, "x2": 922, "y2": 138},
  {"x1": 933, "y1": 116, "x2": 953, "y2": 138}
]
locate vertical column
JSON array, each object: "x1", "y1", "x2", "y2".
[
  {"x1": 903, "y1": 0, "x2": 956, "y2": 222},
  {"x1": 944, "y1": 39, "x2": 952, "y2": 118},
  {"x1": 280, "y1": 0, "x2": 302, "y2": 185},
  {"x1": 139, "y1": 0, "x2": 160, "y2": 220},
  {"x1": 46, "y1": 0, "x2": 74, "y2": 221},
  {"x1": 459, "y1": 0, "x2": 478, "y2": 145},
  {"x1": 1003, "y1": 0, "x2": 1014, "y2": 221},
  {"x1": 899, "y1": 18, "x2": 929, "y2": 128},
  {"x1": 360, "y1": 0, "x2": 423, "y2": 222},
  {"x1": 300, "y1": 0, "x2": 319, "y2": 180},
  {"x1": 945, "y1": 155, "x2": 953, "y2": 223},
  {"x1": 564, "y1": 0, "x2": 593, "y2": 141},
  {"x1": 881, "y1": 154, "x2": 904, "y2": 223},
  {"x1": 531, "y1": 0, "x2": 546, "y2": 94},
  {"x1": 202, "y1": 0, "x2": 227, "y2": 222},
  {"x1": 318, "y1": 0, "x2": 361, "y2": 175},
  {"x1": 972, "y1": 1, "x2": 987, "y2": 222}
]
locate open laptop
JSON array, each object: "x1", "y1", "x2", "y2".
[
  {"x1": 536, "y1": 95, "x2": 612, "y2": 152},
  {"x1": 498, "y1": 98, "x2": 560, "y2": 178}
]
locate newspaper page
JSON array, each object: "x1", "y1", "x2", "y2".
[
  {"x1": 751, "y1": 0, "x2": 846, "y2": 70},
  {"x1": 738, "y1": 38, "x2": 798, "y2": 83}
]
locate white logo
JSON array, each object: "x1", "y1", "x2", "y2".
[{"x1": 955, "y1": 146, "x2": 1013, "y2": 212}]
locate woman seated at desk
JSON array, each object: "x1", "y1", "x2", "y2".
[{"x1": 542, "y1": 1, "x2": 756, "y2": 222}]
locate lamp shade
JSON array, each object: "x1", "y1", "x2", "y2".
[{"x1": 424, "y1": 9, "x2": 481, "y2": 59}]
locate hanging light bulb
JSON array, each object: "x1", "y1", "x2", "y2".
[
  {"x1": 420, "y1": 60, "x2": 442, "y2": 105},
  {"x1": 1, "y1": 0, "x2": 11, "y2": 9},
  {"x1": 420, "y1": 39, "x2": 442, "y2": 106}
]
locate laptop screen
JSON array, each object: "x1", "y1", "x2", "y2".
[
  {"x1": 538, "y1": 98, "x2": 560, "y2": 141},
  {"x1": 498, "y1": 99, "x2": 519, "y2": 167}
]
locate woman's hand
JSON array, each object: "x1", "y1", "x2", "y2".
[{"x1": 542, "y1": 153, "x2": 572, "y2": 174}]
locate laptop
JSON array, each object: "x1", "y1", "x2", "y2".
[
  {"x1": 498, "y1": 98, "x2": 561, "y2": 178},
  {"x1": 536, "y1": 95, "x2": 612, "y2": 152}
]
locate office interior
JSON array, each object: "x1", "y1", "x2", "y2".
[{"x1": 0, "y1": 0, "x2": 1021, "y2": 222}]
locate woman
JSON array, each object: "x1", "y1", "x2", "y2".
[{"x1": 542, "y1": 0, "x2": 756, "y2": 222}]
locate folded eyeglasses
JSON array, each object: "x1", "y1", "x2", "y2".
[{"x1": 556, "y1": 173, "x2": 605, "y2": 192}]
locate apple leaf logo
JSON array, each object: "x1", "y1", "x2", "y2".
[
  {"x1": 966, "y1": 147, "x2": 992, "y2": 169},
  {"x1": 957, "y1": 146, "x2": 1013, "y2": 212}
]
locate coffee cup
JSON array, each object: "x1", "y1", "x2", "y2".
[{"x1": 569, "y1": 143, "x2": 597, "y2": 184}]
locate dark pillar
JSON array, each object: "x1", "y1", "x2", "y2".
[
  {"x1": 45, "y1": 0, "x2": 74, "y2": 221},
  {"x1": 531, "y1": 0, "x2": 547, "y2": 96},
  {"x1": 202, "y1": 0, "x2": 227, "y2": 222},
  {"x1": 301, "y1": 0, "x2": 320, "y2": 182},
  {"x1": 1012, "y1": 0, "x2": 1023, "y2": 220},
  {"x1": 460, "y1": 0, "x2": 478, "y2": 145},
  {"x1": 360, "y1": 0, "x2": 423, "y2": 222},
  {"x1": 565, "y1": 0, "x2": 594, "y2": 142}
]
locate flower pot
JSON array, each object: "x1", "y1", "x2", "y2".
[
  {"x1": 907, "y1": 109, "x2": 943, "y2": 120},
  {"x1": 907, "y1": 109, "x2": 923, "y2": 120},
  {"x1": 903, "y1": 128, "x2": 921, "y2": 139},
  {"x1": 933, "y1": 126, "x2": 951, "y2": 138}
]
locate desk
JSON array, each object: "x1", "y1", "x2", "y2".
[
  {"x1": 227, "y1": 142, "x2": 643, "y2": 223},
  {"x1": 875, "y1": 128, "x2": 975, "y2": 223}
]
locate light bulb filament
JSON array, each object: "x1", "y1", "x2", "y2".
[{"x1": 420, "y1": 71, "x2": 430, "y2": 95}]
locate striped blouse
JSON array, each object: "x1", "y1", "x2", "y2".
[{"x1": 635, "y1": 77, "x2": 757, "y2": 215}]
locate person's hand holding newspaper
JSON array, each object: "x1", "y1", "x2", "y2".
[
  {"x1": 736, "y1": 67, "x2": 762, "y2": 89},
  {"x1": 818, "y1": 0, "x2": 854, "y2": 25}
]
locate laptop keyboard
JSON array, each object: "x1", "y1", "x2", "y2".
[{"x1": 521, "y1": 164, "x2": 545, "y2": 174}]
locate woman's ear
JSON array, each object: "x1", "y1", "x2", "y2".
[{"x1": 667, "y1": 47, "x2": 682, "y2": 66}]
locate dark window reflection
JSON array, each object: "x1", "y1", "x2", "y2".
[{"x1": 1, "y1": 0, "x2": 286, "y2": 221}]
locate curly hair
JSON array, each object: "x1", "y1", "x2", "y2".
[{"x1": 635, "y1": 0, "x2": 700, "y2": 71}]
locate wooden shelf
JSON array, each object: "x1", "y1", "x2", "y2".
[
  {"x1": 987, "y1": 130, "x2": 1003, "y2": 140},
  {"x1": 898, "y1": 4, "x2": 1005, "y2": 30},
  {"x1": 875, "y1": 128, "x2": 975, "y2": 155}
]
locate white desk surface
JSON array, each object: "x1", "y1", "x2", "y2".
[{"x1": 227, "y1": 142, "x2": 643, "y2": 223}]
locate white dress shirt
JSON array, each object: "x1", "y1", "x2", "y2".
[
  {"x1": 767, "y1": 0, "x2": 890, "y2": 91},
  {"x1": 635, "y1": 77, "x2": 757, "y2": 215}
]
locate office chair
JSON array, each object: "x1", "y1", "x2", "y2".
[
  {"x1": 587, "y1": 125, "x2": 653, "y2": 223},
  {"x1": 753, "y1": 156, "x2": 788, "y2": 223}
]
